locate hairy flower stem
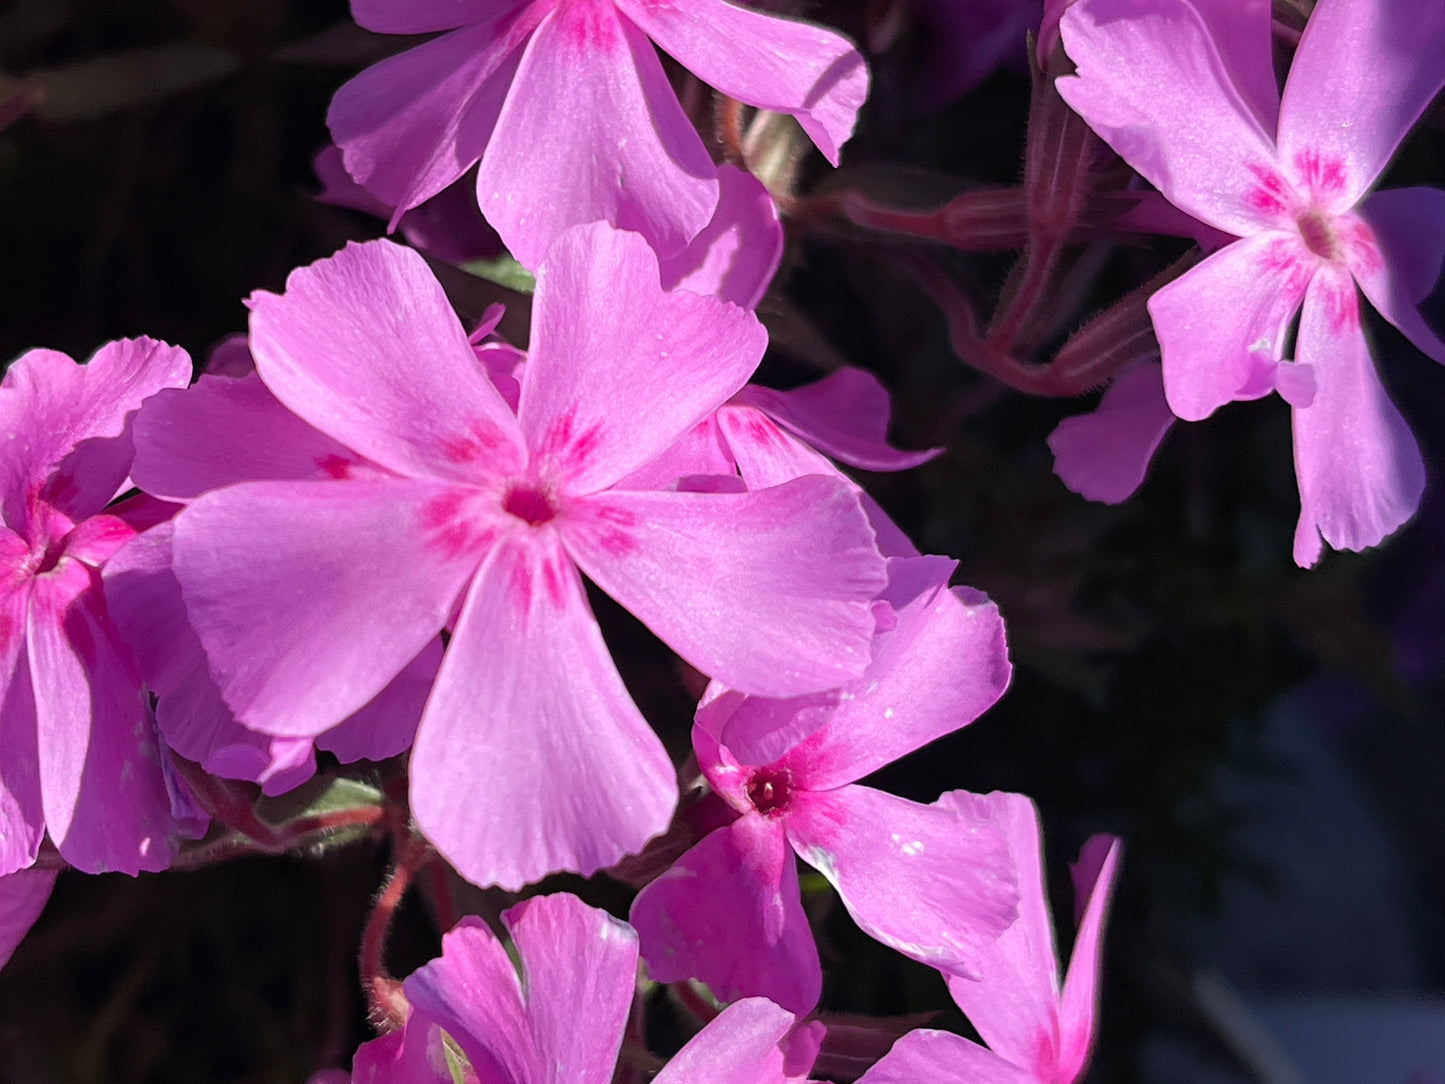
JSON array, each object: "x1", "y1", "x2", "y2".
[{"x1": 360, "y1": 831, "x2": 434, "y2": 1032}]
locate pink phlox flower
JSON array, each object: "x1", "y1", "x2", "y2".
[
  {"x1": 1057, "y1": 0, "x2": 1445, "y2": 566},
  {"x1": 630, "y1": 554, "x2": 1016, "y2": 1015},
  {"x1": 0, "y1": 867, "x2": 57, "y2": 972},
  {"x1": 857, "y1": 795, "x2": 1122, "y2": 1084},
  {"x1": 327, "y1": 0, "x2": 868, "y2": 267},
  {"x1": 0, "y1": 338, "x2": 203, "y2": 875},
  {"x1": 111, "y1": 342, "x2": 442, "y2": 797},
  {"x1": 351, "y1": 893, "x2": 817, "y2": 1084},
  {"x1": 168, "y1": 226, "x2": 887, "y2": 891}
]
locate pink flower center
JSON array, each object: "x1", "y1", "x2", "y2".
[
  {"x1": 1297, "y1": 209, "x2": 1341, "y2": 262},
  {"x1": 503, "y1": 484, "x2": 556, "y2": 526},
  {"x1": 745, "y1": 767, "x2": 793, "y2": 817}
]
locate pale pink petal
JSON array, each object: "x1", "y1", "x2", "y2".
[
  {"x1": 941, "y1": 792, "x2": 1061, "y2": 1073},
  {"x1": 479, "y1": 6, "x2": 718, "y2": 267},
  {"x1": 504, "y1": 893, "x2": 638, "y2": 1084},
  {"x1": 0, "y1": 575, "x2": 44, "y2": 876},
  {"x1": 781, "y1": 565, "x2": 1011, "y2": 791},
  {"x1": 613, "y1": 416, "x2": 736, "y2": 492},
  {"x1": 521, "y1": 224, "x2": 765, "y2": 494},
  {"x1": 351, "y1": 0, "x2": 522, "y2": 34},
  {"x1": 0, "y1": 338, "x2": 190, "y2": 526},
  {"x1": 1290, "y1": 267, "x2": 1425, "y2": 566},
  {"x1": 1189, "y1": 0, "x2": 1279, "y2": 132},
  {"x1": 402, "y1": 916, "x2": 534, "y2": 1083},
  {"x1": 1056, "y1": 835, "x2": 1123, "y2": 1082},
  {"x1": 738, "y1": 368, "x2": 940, "y2": 473},
  {"x1": 0, "y1": 868, "x2": 56, "y2": 971},
  {"x1": 1048, "y1": 362, "x2": 1176, "y2": 504},
  {"x1": 171, "y1": 478, "x2": 486, "y2": 737},
  {"x1": 785, "y1": 786, "x2": 1017, "y2": 978},
  {"x1": 717, "y1": 405, "x2": 839, "y2": 490},
  {"x1": 566, "y1": 479, "x2": 886, "y2": 698},
  {"x1": 631, "y1": 815, "x2": 821, "y2": 1016},
  {"x1": 1278, "y1": 0, "x2": 1445, "y2": 205},
  {"x1": 659, "y1": 165, "x2": 783, "y2": 308},
  {"x1": 131, "y1": 373, "x2": 387, "y2": 501},
  {"x1": 701, "y1": 687, "x2": 843, "y2": 772},
  {"x1": 28, "y1": 571, "x2": 179, "y2": 873},
  {"x1": 856, "y1": 1029, "x2": 1035, "y2": 1084},
  {"x1": 619, "y1": 0, "x2": 868, "y2": 164},
  {"x1": 327, "y1": 15, "x2": 530, "y2": 215},
  {"x1": 1055, "y1": 0, "x2": 1281, "y2": 237},
  {"x1": 653, "y1": 997, "x2": 800, "y2": 1084},
  {"x1": 1356, "y1": 187, "x2": 1445, "y2": 364},
  {"x1": 1149, "y1": 233, "x2": 1314, "y2": 420},
  {"x1": 314, "y1": 638, "x2": 442, "y2": 765},
  {"x1": 247, "y1": 240, "x2": 527, "y2": 483},
  {"x1": 409, "y1": 530, "x2": 677, "y2": 890}
]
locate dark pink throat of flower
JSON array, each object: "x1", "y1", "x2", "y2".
[
  {"x1": 1298, "y1": 209, "x2": 1340, "y2": 262},
  {"x1": 503, "y1": 484, "x2": 556, "y2": 526},
  {"x1": 746, "y1": 767, "x2": 793, "y2": 817}
]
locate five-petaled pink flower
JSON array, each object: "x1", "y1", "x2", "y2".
[
  {"x1": 162, "y1": 226, "x2": 888, "y2": 891},
  {"x1": 1058, "y1": 0, "x2": 1445, "y2": 565},
  {"x1": 0, "y1": 339, "x2": 200, "y2": 875},
  {"x1": 329, "y1": 0, "x2": 868, "y2": 267},
  {"x1": 631, "y1": 555, "x2": 1016, "y2": 1014}
]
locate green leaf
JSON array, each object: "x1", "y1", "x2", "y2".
[
  {"x1": 441, "y1": 1030, "x2": 471, "y2": 1084},
  {"x1": 460, "y1": 254, "x2": 535, "y2": 294}
]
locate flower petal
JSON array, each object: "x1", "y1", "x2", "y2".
[
  {"x1": 1277, "y1": 0, "x2": 1445, "y2": 205},
  {"x1": 402, "y1": 916, "x2": 535, "y2": 1083},
  {"x1": 0, "y1": 576, "x2": 44, "y2": 876},
  {"x1": 0, "y1": 338, "x2": 190, "y2": 527},
  {"x1": 1290, "y1": 266, "x2": 1425, "y2": 566},
  {"x1": 653, "y1": 997, "x2": 801, "y2": 1084},
  {"x1": 856, "y1": 1029, "x2": 1035, "y2": 1084},
  {"x1": 131, "y1": 372, "x2": 386, "y2": 501},
  {"x1": 659, "y1": 165, "x2": 783, "y2": 308},
  {"x1": 314, "y1": 638, "x2": 441, "y2": 766},
  {"x1": 1055, "y1": 0, "x2": 1281, "y2": 237},
  {"x1": 409, "y1": 529, "x2": 677, "y2": 890},
  {"x1": 631, "y1": 815, "x2": 821, "y2": 1016},
  {"x1": 171, "y1": 478, "x2": 484, "y2": 737},
  {"x1": 507, "y1": 894, "x2": 638, "y2": 1084},
  {"x1": 1149, "y1": 233, "x2": 1314, "y2": 420},
  {"x1": 479, "y1": 5, "x2": 718, "y2": 267},
  {"x1": 521, "y1": 224, "x2": 765, "y2": 494},
  {"x1": 716, "y1": 405, "x2": 838, "y2": 490},
  {"x1": 786, "y1": 786, "x2": 1017, "y2": 979},
  {"x1": 0, "y1": 867, "x2": 56, "y2": 971},
  {"x1": 619, "y1": 0, "x2": 867, "y2": 164},
  {"x1": 28, "y1": 570, "x2": 180, "y2": 873},
  {"x1": 738, "y1": 368, "x2": 939, "y2": 473},
  {"x1": 1356, "y1": 187, "x2": 1445, "y2": 365},
  {"x1": 1057, "y1": 835, "x2": 1123, "y2": 1082},
  {"x1": 941, "y1": 792, "x2": 1062, "y2": 1074},
  {"x1": 566, "y1": 479, "x2": 886, "y2": 698},
  {"x1": 1049, "y1": 362, "x2": 1176, "y2": 504},
  {"x1": 247, "y1": 240, "x2": 527, "y2": 484},
  {"x1": 779, "y1": 568, "x2": 1010, "y2": 791},
  {"x1": 327, "y1": 16, "x2": 530, "y2": 215}
]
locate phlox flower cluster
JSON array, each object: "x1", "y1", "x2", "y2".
[{"x1": 11, "y1": 0, "x2": 1444, "y2": 1076}]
